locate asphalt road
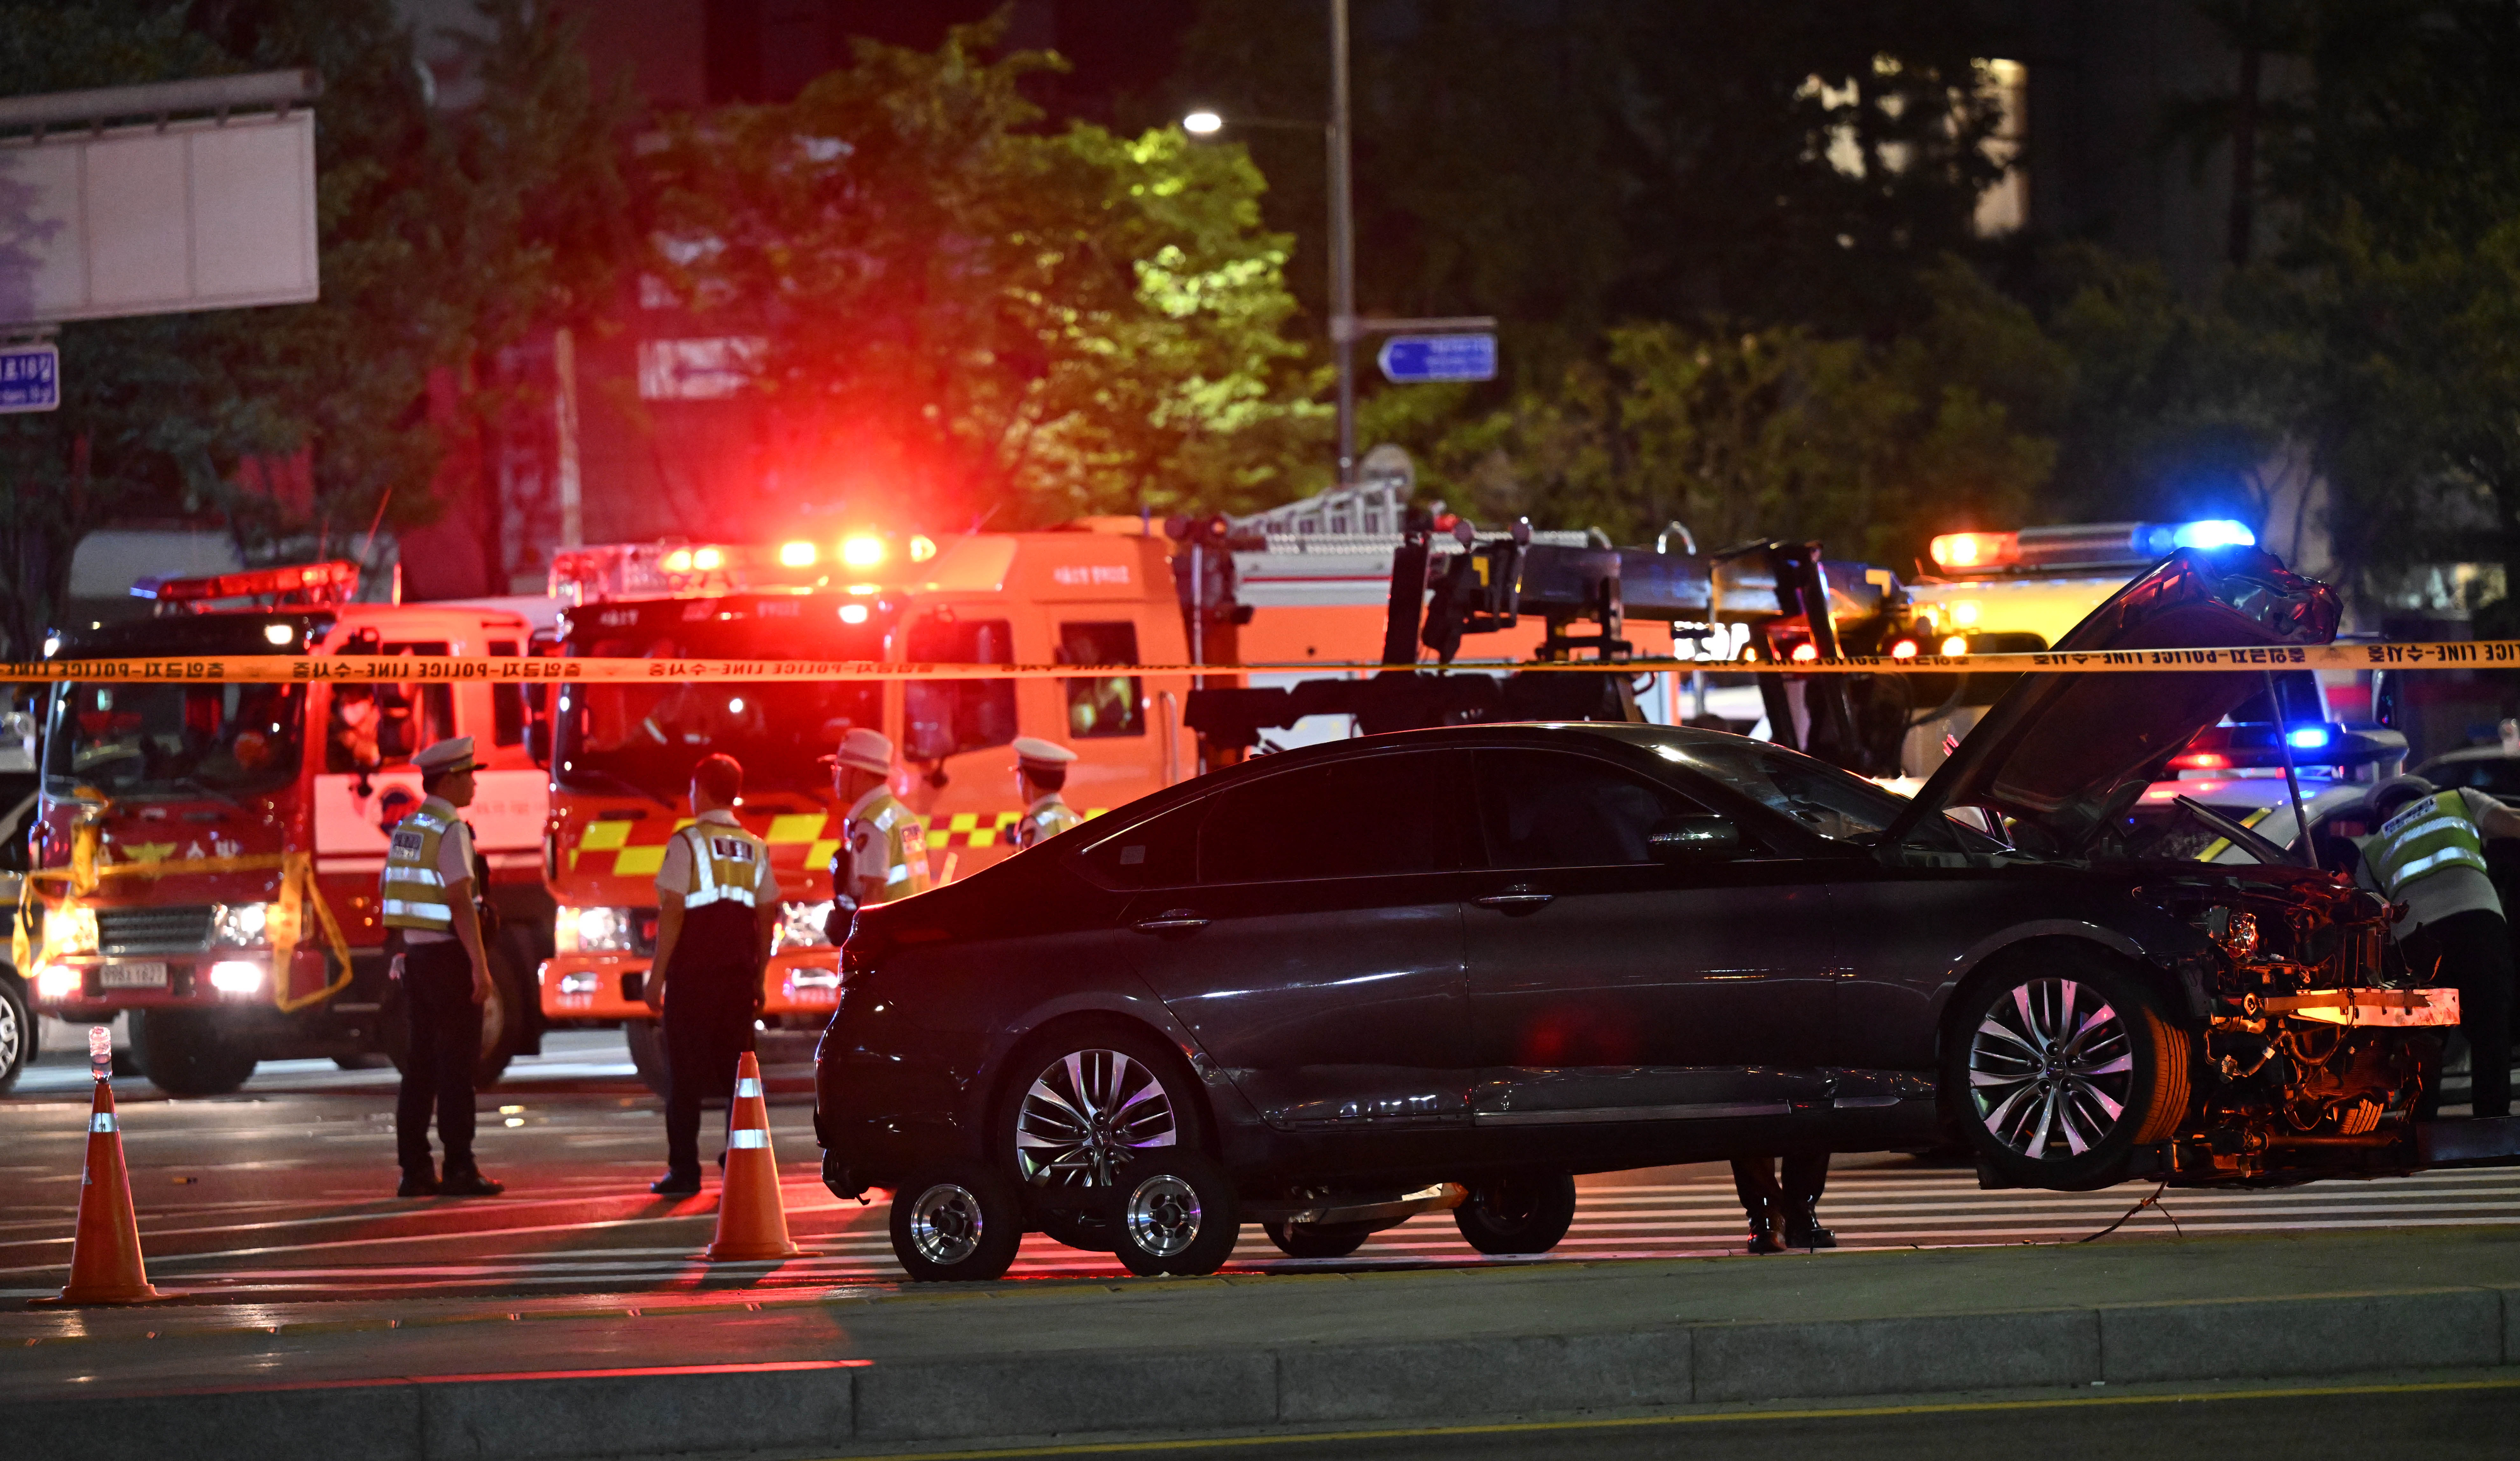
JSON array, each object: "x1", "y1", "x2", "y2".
[
  {"x1": 8, "y1": 1029, "x2": 2520, "y2": 1302},
  {"x1": 858, "y1": 1377, "x2": 2520, "y2": 1461}
]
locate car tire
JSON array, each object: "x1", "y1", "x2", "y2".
[
  {"x1": 131, "y1": 1008, "x2": 256, "y2": 1097},
  {"x1": 1453, "y1": 1172, "x2": 1578, "y2": 1256},
  {"x1": 1263, "y1": 1219, "x2": 1372, "y2": 1259},
  {"x1": 624, "y1": 1019, "x2": 667, "y2": 1096},
  {"x1": 0, "y1": 975, "x2": 30, "y2": 1095},
  {"x1": 1113, "y1": 1152, "x2": 1241, "y2": 1277},
  {"x1": 890, "y1": 1160, "x2": 1024, "y2": 1282},
  {"x1": 999, "y1": 1019, "x2": 1206, "y2": 1229},
  {"x1": 1944, "y1": 947, "x2": 2192, "y2": 1192}
]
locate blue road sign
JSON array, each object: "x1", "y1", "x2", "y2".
[
  {"x1": 1377, "y1": 332, "x2": 1497, "y2": 384},
  {"x1": 0, "y1": 342, "x2": 59, "y2": 413}
]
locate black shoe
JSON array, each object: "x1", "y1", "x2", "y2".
[
  {"x1": 1743, "y1": 1198, "x2": 1784, "y2": 1255},
  {"x1": 397, "y1": 1172, "x2": 439, "y2": 1198},
  {"x1": 651, "y1": 1169, "x2": 702, "y2": 1196},
  {"x1": 1785, "y1": 1222, "x2": 1836, "y2": 1250},
  {"x1": 438, "y1": 1170, "x2": 506, "y2": 1198}
]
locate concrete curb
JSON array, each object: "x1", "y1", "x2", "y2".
[{"x1": 21, "y1": 1284, "x2": 2520, "y2": 1460}]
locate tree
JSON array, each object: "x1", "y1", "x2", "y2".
[
  {"x1": 644, "y1": 21, "x2": 1326, "y2": 532},
  {"x1": 0, "y1": 0, "x2": 628, "y2": 655}
]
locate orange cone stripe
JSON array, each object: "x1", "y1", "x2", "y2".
[{"x1": 704, "y1": 1050, "x2": 800, "y2": 1263}]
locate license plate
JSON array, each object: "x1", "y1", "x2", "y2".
[{"x1": 99, "y1": 961, "x2": 168, "y2": 990}]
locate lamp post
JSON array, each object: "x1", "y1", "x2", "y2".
[{"x1": 1183, "y1": 0, "x2": 1358, "y2": 485}]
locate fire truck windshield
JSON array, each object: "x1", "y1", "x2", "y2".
[
  {"x1": 44, "y1": 683, "x2": 307, "y2": 802},
  {"x1": 552, "y1": 617, "x2": 886, "y2": 801}
]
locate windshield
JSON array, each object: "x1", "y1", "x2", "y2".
[
  {"x1": 45, "y1": 682, "x2": 306, "y2": 801},
  {"x1": 1669, "y1": 738, "x2": 1918, "y2": 845},
  {"x1": 553, "y1": 621, "x2": 884, "y2": 799}
]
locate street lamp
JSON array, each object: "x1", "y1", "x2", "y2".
[{"x1": 1182, "y1": 110, "x2": 1223, "y2": 136}]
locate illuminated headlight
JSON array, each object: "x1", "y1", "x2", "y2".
[
  {"x1": 210, "y1": 902, "x2": 278, "y2": 947},
  {"x1": 558, "y1": 971, "x2": 602, "y2": 996},
  {"x1": 208, "y1": 960, "x2": 266, "y2": 995},
  {"x1": 35, "y1": 963, "x2": 81, "y2": 1000},
  {"x1": 557, "y1": 906, "x2": 634, "y2": 953},
  {"x1": 776, "y1": 900, "x2": 837, "y2": 951},
  {"x1": 46, "y1": 905, "x2": 98, "y2": 956}
]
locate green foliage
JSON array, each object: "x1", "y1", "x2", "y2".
[
  {"x1": 647, "y1": 21, "x2": 1326, "y2": 531},
  {"x1": 1387, "y1": 258, "x2": 2066, "y2": 564},
  {"x1": 0, "y1": 0, "x2": 627, "y2": 656}
]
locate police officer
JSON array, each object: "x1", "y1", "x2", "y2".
[
  {"x1": 1732, "y1": 1154, "x2": 1831, "y2": 1254},
  {"x1": 824, "y1": 728, "x2": 930, "y2": 911},
  {"x1": 1011, "y1": 736, "x2": 1082, "y2": 851},
  {"x1": 381, "y1": 736, "x2": 505, "y2": 1198},
  {"x1": 2359, "y1": 773, "x2": 2520, "y2": 1118},
  {"x1": 643, "y1": 753, "x2": 779, "y2": 1195}
]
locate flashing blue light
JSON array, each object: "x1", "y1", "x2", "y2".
[
  {"x1": 2134, "y1": 520, "x2": 2259, "y2": 556},
  {"x1": 2286, "y1": 725, "x2": 2332, "y2": 750}
]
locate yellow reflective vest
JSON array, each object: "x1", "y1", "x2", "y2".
[
  {"x1": 844, "y1": 789, "x2": 931, "y2": 904},
  {"x1": 1014, "y1": 794, "x2": 1084, "y2": 851},
  {"x1": 680, "y1": 821, "x2": 770, "y2": 908},
  {"x1": 381, "y1": 805, "x2": 457, "y2": 932}
]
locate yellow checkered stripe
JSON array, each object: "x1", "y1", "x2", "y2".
[
  {"x1": 568, "y1": 811, "x2": 833, "y2": 878},
  {"x1": 925, "y1": 808, "x2": 1109, "y2": 850}
]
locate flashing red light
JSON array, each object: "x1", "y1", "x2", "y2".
[
  {"x1": 1927, "y1": 531, "x2": 2020, "y2": 571},
  {"x1": 1789, "y1": 642, "x2": 1819, "y2": 663},
  {"x1": 133, "y1": 560, "x2": 358, "y2": 608},
  {"x1": 2170, "y1": 752, "x2": 2231, "y2": 770},
  {"x1": 1889, "y1": 639, "x2": 1919, "y2": 660}
]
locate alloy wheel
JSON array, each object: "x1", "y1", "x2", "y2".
[
  {"x1": 1967, "y1": 977, "x2": 2135, "y2": 1160},
  {"x1": 1015, "y1": 1048, "x2": 1177, "y2": 1188},
  {"x1": 907, "y1": 1181, "x2": 987, "y2": 1265},
  {"x1": 0, "y1": 992, "x2": 19, "y2": 1076},
  {"x1": 1123, "y1": 1172, "x2": 1203, "y2": 1259}
]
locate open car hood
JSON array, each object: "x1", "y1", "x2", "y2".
[{"x1": 1887, "y1": 547, "x2": 2340, "y2": 855}]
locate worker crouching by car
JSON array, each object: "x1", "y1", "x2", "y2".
[
  {"x1": 2357, "y1": 774, "x2": 2520, "y2": 1119},
  {"x1": 644, "y1": 753, "x2": 779, "y2": 1195}
]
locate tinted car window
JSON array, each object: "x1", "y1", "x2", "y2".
[
  {"x1": 1080, "y1": 796, "x2": 1204, "y2": 890},
  {"x1": 1669, "y1": 739, "x2": 1904, "y2": 844},
  {"x1": 1199, "y1": 753, "x2": 1445, "y2": 884},
  {"x1": 2426, "y1": 757, "x2": 2520, "y2": 801},
  {"x1": 1477, "y1": 749, "x2": 1704, "y2": 868}
]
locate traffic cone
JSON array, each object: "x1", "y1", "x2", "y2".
[
  {"x1": 32, "y1": 1077, "x2": 161, "y2": 1305},
  {"x1": 703, "y1": 1050, "x2": 801, "y2": 1261}
]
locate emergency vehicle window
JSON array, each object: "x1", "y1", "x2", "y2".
[
  {"x1": 1475, "y1": 750, "x2": 1707, "y2": 868},
  {"x1": 490, "y1": 640, "x2": 525, "y2": 747},
  {"x1": 1058, "y1": 622, "x2": 1143, "y2": 738},
  {"x1": 904, "y1": 615, "x2": 1016, "y2": 762},
  {"x1": 1080, "y1": 798, "x2": 1205, "y2": 890},
  {"x1": 368, "y1": 643, "x2": 456, "y2": 768},
  {"x1": 46, "y1": 683, "x2": 306, "y2": 800},
  {"x1": 1199, "y1": 753, "x2": 1444, "y2": 884}
]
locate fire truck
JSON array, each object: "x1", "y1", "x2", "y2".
[
  {"x1": 20, "y1": 562, "x2": 554, "y2": 1095},
  {"x1": 534, "y1": 529, "x2": 1196, "y2": 1087}
]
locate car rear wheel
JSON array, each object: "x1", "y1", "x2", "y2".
[
  {"x1": 1453, "y1": 1172, "x2": 1578, "y2": 1256},
  {"x1": 890, "y1": 1160, "x2": 1024, "y2": 1281},
  {"x1": 1944, "y1": 949, "x2": 2192, "y2": 1191},
  {"x1": 1113, "y1": 1153, "x2": 1241, "y2": 1276},
  {"x1": 1000, "y1": 1021, "x2": 1203, "y2": 1235},
  {"x1": 1263, "y1": 1219, "x2": 1372, "y2": 1259}
]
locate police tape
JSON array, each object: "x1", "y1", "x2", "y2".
[{"x1": 0, "y1": 641, "x2": 2512, "y2": 683}]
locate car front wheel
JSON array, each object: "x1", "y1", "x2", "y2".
[{"x1": 1944, "y1": 949, "x2": 2192, "y2": 1191}]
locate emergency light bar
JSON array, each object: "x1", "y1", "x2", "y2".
[
  {"x1": 552, "y1": 534, "x2": 941, "y2": 604},
  {"x1": 131, "y1": 559, "x2": 358, "y2": 610},
  {"x1": 2167, "y1": 722, "x2": 2407, "y2": 772},
  {"x1": 1928, "y1": 520, "x2": 2257, "y2": 573}
]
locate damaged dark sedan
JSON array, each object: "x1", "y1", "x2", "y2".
[{"x1": 817, "y1": 546, "x2": 2495, "y2": 1281}]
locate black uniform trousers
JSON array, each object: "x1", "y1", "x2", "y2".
[
  {"x1": 661, "y1": 902, "x2": 762, "y2": 1177},
  {"x1": 2405, "y1": 909, "x2": 2515, "y2": 1119},
  {"x1": 396, "y1": 940, "x2": 482, "y2": 1178},
  {"x1": 1731, "y1": 1154, "x2": 1829, "y2": 1218}
]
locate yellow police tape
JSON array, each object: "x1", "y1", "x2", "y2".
[
  {"x1": 0, "y1": 640, "x2": 2509, "y2": 683},
  {"x1": 12, "y1": 852, "x2": 356, "y2": 1014}
]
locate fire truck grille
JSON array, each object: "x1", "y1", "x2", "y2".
[{"x1": 96, "y1": 905, "x2": 215, "y2": 956}]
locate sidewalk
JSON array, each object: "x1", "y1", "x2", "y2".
[{"x1": 14, "y1": 1223, "x2": 2520, "y2": 1458}]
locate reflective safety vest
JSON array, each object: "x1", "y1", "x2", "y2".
[
  {"x1": 381, "y1": 806, "x2": 456, "y2": 932},
  {"x1": 845, "y1": 791, "x2": 931, "y2": 904},
  {"x1": 681, "y1": 821, "x2": 770, "y2": 908},
  {"x1": 1014, "y1": 795, "x2": 1084, "y2": 851},
  {"x1": 2372, "y1": 790, "x2": 2490, "y2": 899}
]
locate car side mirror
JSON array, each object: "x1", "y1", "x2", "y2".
[{"x1": 1649, "y1": 815, "x2": 1742, "y2": 864}]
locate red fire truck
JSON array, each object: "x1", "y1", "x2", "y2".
[
  {"x1": 535, "y1": 530, "x2": 1195, "y2": 1086},
  {"x1": 21, "y1": 563, "x2": 553, "y2": 1095}
]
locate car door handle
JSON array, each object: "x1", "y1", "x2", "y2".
[
  {"x1": 1133, "y1": 909, "x2": 1210, "y2": 933},
  {"x1": 1474, "y1": 891, "x2": 1554, "y2": 912}
]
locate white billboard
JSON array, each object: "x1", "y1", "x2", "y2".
[{"x1": 0, "y1": 108, "x2": 319, "y2": 324}]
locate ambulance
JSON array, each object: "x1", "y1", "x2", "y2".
[
  {"x1": 22, "y1": 562, "x2": 553, "y2": 1095},
  {"x1": 534, "y1": 529, "x2": 1197, "y2": 1085}
]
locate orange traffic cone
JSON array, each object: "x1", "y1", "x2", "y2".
[
  {"x1": 703, "y1": 1050, "x2": 801, "y2": 1261},
  {"x1": 32, "y1": 1076, "x2": 162, "y2": 1305}
]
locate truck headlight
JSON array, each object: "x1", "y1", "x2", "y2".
[
  {"x1": 35, "y1": 963, "x2": 81, "y2": 1000},
  {"x1": 208, "y1": 960, "x2": 266, "y2": 995},
  {"x1": 210, "y1": 902, "x2": 280, "y2": 947},
  {"x1": 776, "y1": 900, "x2": 836, "y2": 951},
  {"x1": 45, "y1": 905, "x2": 98, "y2": 956},
  {"x1": 558, "y1": 906, "x2": 634, "y2": 953}
]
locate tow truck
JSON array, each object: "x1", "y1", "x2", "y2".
[
  {"x1": 535, "y1": 530, "x2": 1198, "y2": 1087},
  {"x1": 20, "y1": 562, "x2": 553, "y2": 1095}
]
